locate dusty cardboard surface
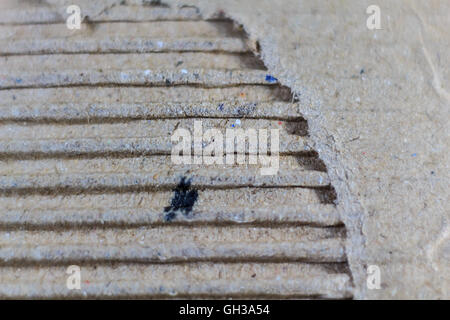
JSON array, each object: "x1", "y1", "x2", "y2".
[
  {"x1": 0, "y1": 0, "x2": 448, "y2": 299},
  {"x1": 171, "y1": 0, "x2": 450, "y2": 299},
  {"x1": 0, "y1": 0, "x2": 352, "y2": 299}
]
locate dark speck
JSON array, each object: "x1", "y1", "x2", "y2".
[
  {"x1": 360, "y1": 69, "x2": 365, "y2": 74},
  {"x1": 164, "y1": 177, "x2": 199, "y2": 222},
  {"x1": 175, "y1": 60, "x2": 183, "y2": 67},
  {"x1": 265, "y1": 75, "x2": 278, "y2": 83}
]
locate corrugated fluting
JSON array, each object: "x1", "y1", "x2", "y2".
[{"x1": 0, "y1": 1, "x2": 353, "y2": 299}]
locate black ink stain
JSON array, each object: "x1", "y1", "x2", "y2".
[{"x1": 164, "y1": 177, "x2": 198, "y2": 222}]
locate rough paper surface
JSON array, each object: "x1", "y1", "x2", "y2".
[{"x1": 0, "y1": 0, "x2": 448, "y2": 299}]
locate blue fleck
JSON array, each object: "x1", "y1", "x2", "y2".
[
  {"x1": 218, "y1": 103, "x2": 224, "y2": 111},
  {"x1": 265, "y1": 75, "x2": 278, "y2": 83},
  {"x1": 412, "y1": 153, "x2": 417, "y2": 157},
  {"x1": 15, "y1": 78, "x2": 22, "y2": 84},
  {"x1": 231, "y1": 124, "x2": 235, "y2": 128}
]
